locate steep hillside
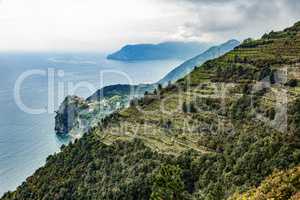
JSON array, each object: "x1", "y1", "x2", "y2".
[
  {"x1": 231, "y1": 166, "x2": 300, "y2": 200},
  {"x1": 158, "y1": 39, "x2": 240, "y2": 85},
  {"x1": 55, "y1": 41, "x2": 237, "y2": 137},
  {"x1": 2, "y1": 22, "x2": 300, "y2": 200}
]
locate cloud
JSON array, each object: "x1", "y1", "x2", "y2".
[
  {"x1": 0, "y1": 0, "x2": 182, "y2": 52},
  {"x1": 167, "y1": 0, "x2": 238, "y2": 5},
  {"x1": 285, "y1": 0, "x2": 300, "y2": 16},
  {"x1": 168, "y1": 0, "x2": 300, "y2": 42},
  {"x1": 0, "y1": 0, "x2": 299, "y2": 51}
]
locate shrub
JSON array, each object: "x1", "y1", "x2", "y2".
[
  {"x1": 286, "y1": 79, "x2": 298, "y2": 87},
  {"x1": 150, "y1": 165, "x2": 189, "y2": 200}
]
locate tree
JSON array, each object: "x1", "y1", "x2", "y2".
[
  {"x1": 243, "y1": 38, "x2": 253, "y2": 43},
  {"x1": 158, "y1": 84, "x2": 163, "y2": 91},
  {"x1": 150, "y1": 165, "x2": 189, "y2": 200},
  {"x1": 262, "y1": 33, "x2": 270, "y2": 39},
  {"x1": 286, "y1": 79, "x2": 298, "y2": 87},
  {"x1": 232, "y1": 166, "x2": 300, "y2": 200},
  {"x1": 168, "y1": 81, "x2": 172, "y2": 87},
  {"x1": 270, "y1": 70, "x2": 277, "y2": 84},
  {"x1": 182, "y1": 102, "x2": 188, "y2": 113},
  {"x1": 182, "y1": 102, "x2": 197, "y2": 113},
  {"x1": 189, "y1": 103, "x2": 197, "y2": 113},
  {"x1": 129, "y1": 98, "x2": 138, "y2": 107},
  {"x1": 165, "y1": 120, "x2": 172, "y2": 130}
]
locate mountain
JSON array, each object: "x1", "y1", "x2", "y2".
[
  {"x1": 158, "y1": 39, "x2": 240, "y2": 85},
  {"x1": 2, "y1": 21, "x2": 300, "y2": 200},
  {"x1": 107, "y1": 41, "x2": 209, "y2": 61},
  {"x1": 54, "y1": 41, "x2": 238, "y2": 137}
]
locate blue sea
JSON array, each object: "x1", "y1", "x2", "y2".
[{"x1": 0, "y1": 52, "x2": 184, "y2": 195}]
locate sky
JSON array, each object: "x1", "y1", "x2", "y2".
[{"x1": 0, "y1": 0, "x2": 300, "y2": 52}]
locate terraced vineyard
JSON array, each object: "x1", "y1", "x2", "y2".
[
  {"x1": 97, "y1": 82, "x2": 237, "y2": 155},
  {"x1": 2, "y1": 22, "x2": 300, "y2": 200},
  {"x1": 92, "y1": 21, "x2": 300, "y2": 157}
]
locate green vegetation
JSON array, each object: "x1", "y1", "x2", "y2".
[
  {"x1": 2, "y1": 21, "x2": 300, "y2": 199},
  {"x1": 2, "y1": 138, "x2": 171, "y2": 200},
  {"x1": 231, "y1": 166, "x2": 300, "y2": 200},
  {"x1": 150, "y1": 165, "x2": 188, "y2": 200}
]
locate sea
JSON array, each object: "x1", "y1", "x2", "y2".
[{"x1": 0, "y1": 52, "x2": 184, "y2": 195}]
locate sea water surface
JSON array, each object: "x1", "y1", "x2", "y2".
[{"x1": 0, "y1": 52, "x2": 184, "y2": 195}]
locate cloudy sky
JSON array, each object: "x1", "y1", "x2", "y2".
[{"x1": 0, "y1": 0, "x2": 300, "y2": 52}]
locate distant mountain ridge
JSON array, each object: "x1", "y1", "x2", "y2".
[
  {"x1": 54, "y1": 39, "x2": 239, "y2": 136},
  {"x1": 107, "y1": 41, "x2": 209, "y2": 61},
  {"x1": 158, "y1": 39, "x2": 240, "y2": 84}
]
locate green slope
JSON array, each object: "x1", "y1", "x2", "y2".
[
  {"x1": 158, "y1": 39, "x2": 240, "y2": 85},
  {"x1": 230, "y1": 166, "x2": 300, "y2": 200},
  {"x1": 2, "y1": 21, "x2": 300, "y2": 200},
  {"x1": 54, "y1": 41, "x2": 238, "y2": 137}
]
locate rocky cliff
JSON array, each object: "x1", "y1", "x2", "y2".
[
  {"x1": 54, "y1": 84, "x2": 152, "y2": 137},
  {"x1": 55, "y1": 96, "x2": 89, "y2": 135}
]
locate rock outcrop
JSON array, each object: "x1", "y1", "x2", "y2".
[{"x1": 55, "y1": 96, "x2": 89, "y2": 135}]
